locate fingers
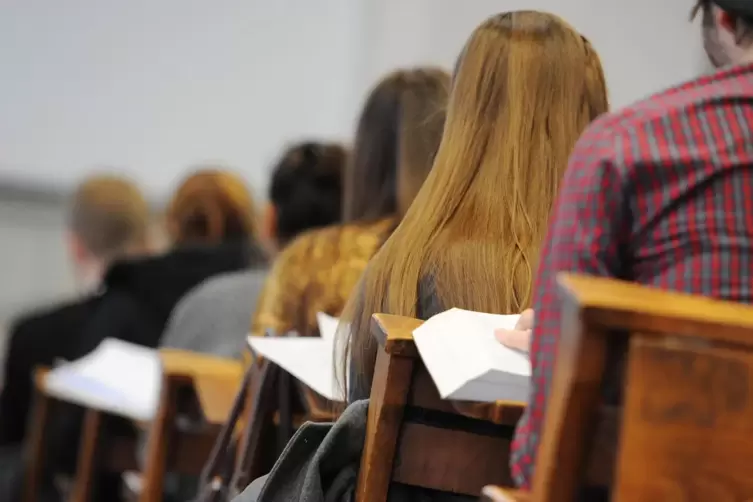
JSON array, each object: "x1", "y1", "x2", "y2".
[
  {"x1": 516, "y1": 309, "x2": 534, "y2": 331},
  {"x1": 495, "y1": 328, "x2": 532, "y2": 352}
]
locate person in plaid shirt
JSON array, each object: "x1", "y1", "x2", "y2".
[{"x1": 502, "y1": 0, "x2": 753, "y2": 491}]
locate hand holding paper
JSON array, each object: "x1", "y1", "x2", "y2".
[
  {"x1": 494, "y1": 308, "x2": 534, "y2": 353},
  {"x1": 413, "y1": 308, "x2": 530, "y2": 403}
]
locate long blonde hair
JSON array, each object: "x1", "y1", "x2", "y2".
[{"x1": 342, "y1": 11, "x2": 609, "y2": 396}]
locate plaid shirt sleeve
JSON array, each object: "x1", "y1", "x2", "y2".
[{"x1": 510, "y1": 125, "x2": 629, "y2": 488}]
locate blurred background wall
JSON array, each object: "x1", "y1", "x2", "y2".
[{"x1": 0, "y1": 0, "x2": 707, "y2": 331}]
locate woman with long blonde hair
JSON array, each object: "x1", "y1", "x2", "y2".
[
  {"x1": 344, "y1": 10, "x2": 609, "y2": 406},
  {"x1": 234, "y1": 11, "x2": 608, "y2": 502}
]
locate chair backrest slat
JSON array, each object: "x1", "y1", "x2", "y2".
[
  {"x1": 359, "y1": 313, "x2": 524, "y2": 501},
  {"x1": 501, "y1": 273, "x2": 753, "y2": 502}
]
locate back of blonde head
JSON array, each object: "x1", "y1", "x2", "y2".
[
  {"x1": 344, "y1": 11, "x2": 609, "y2": 393},
  {"x1": 70, "y1": 174, "x2": 150, "y2": 260}
]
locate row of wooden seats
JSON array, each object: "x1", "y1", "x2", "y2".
[
  {"x1": 24, "y1": 271, "x2": 753, "y2": 501},
  {"x1": 23, "y1": 351, "x2": 246, "y2": 502}
]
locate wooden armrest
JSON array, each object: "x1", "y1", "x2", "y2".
[
  {"x1": 194, "y1": 372, "x2": 243, "y2": 425},
  {"x1": 480, "y1": 486, "x2": 528, "y2": 502},
  {"x1": 370, "y1": 314, "x2": 423, "y2": 357},
  {"x1": 159, "y1": 349, "x2": 243, "y2": 379},
  {"x1": 558, "y1": 273, "x2": 753, "y2": 347}
]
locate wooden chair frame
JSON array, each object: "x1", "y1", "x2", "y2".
[
  {"x1": 23, "y1": 350, "x2": 241, "y2": 502},
  {"x1": 357, "y1": 314, "x2": 525, "y2": 501},
  {"x1": 485, "y1": 272, "x2": 753, "y2": 502}
]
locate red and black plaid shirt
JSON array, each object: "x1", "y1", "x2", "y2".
[{"x1": 511, "y1": 62, "x2": 753, "y2": 488}]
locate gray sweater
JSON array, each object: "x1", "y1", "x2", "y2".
[{"x1": 160, "y1": 269, "x2": 268, "y2": 359}]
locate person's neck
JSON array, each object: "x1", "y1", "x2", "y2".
[{"x1": 75, "y1": 260, "x2": 106, "y2": 296}]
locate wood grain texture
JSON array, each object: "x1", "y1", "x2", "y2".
[
  {"x1": 558, "y1": 273, "x2": 753, "y2": 347},
  {"x1": 371, "y1": 313, "x2": 423, "y2": 357},
  {"x1": 517, "y1": 274, "x2": 753, "y2": 502},
  {"x1": 356, "y1": 348, "x2": 414, "y2": 502},
  {"x1": 615, "y1": 336, "x2": 753, "y2": 501},
  {"x1": 194, "y1": 371, "x2": 243, "y2": 425}
]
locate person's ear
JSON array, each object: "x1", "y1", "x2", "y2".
[
  {"x1": 719, "y1": 9, "x2": 737, "y2": 34},
  {"x1": 66, "y1": 231, "x2": 88, "y2": 266}
]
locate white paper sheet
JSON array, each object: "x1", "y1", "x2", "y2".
[
  {"x1": 247, "y1": 336, "x2": 346, "y2": 402},
  {"x1": 413, "y1": 308, "x2": 530, "y2": 403},
  {"x1": 44, "y1": 339, "x2": 161, "y2": 421},
  {"x1": 316, "y1": 312, "x2": 340, "y2": 343}
]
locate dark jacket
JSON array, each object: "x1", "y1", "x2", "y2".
[
  {"x1": 234, "y1": 401, "x2": 471, "y2": 502},
  {"x1": 0, "y1": 296, "x2": 101, "y2": 445},
  {"x1": 73, "y1": 240, "x2": 266, "y2": 356},
  {"x1": 49, "y1": 240, "x2": 266, "y2": 480}
]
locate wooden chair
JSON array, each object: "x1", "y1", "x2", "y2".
[
  {"x1": 22, "y1": 369, "x2": 142, "y2": 502},
  {"x1": 59, "y1": 349, "x2": 241, "y2": 502},
  {"x1": 227, "y1": 355, "x2": 339, "y2": 496},
  {"x1": 22, "y1": 368, "x2": 53, "y2": 502},
  {"x1": 485, "y1": 272, "x2": 753, "y2": 501},
  {"x1": 356, "y1": 314, "x2": 525, "y2": 501},
  {"x1": 138, "y1": 349, "x2": 243, "y2": 502}
]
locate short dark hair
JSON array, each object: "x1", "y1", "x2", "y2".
[
  {"x1": 692, "y1": 0, "x2": 753, "y2": 39},
  {"x1": 269, "y1": 142, "x2": 347, "y2": 245}
]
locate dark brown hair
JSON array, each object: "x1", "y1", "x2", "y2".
[
  {"x1": 166, "y1": 169, "x2": 258, "y2": 246},
  {"x1": 692, "y1": 0, "x2": 753, "y2": 36},
  {"x1": 342, "y1": 68, "x2": 451, "y2": 222},
  {"x1": 269, "y1": 141, "x2": 347, "y2": 245}
]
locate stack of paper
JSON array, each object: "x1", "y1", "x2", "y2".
[
  {"x1": 44, "y1": 339, "x2": 161, "y2": 421},
  {"x1": 246, "y1": 312, "x2": 348, "y2": 402},
  {"x1": 413, "y1": 308, "x2": 530, "y2": 403}
]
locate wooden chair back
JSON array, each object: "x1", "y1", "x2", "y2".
[
  {"x1": 56, "y1": 349, "x2": 240, "y2": 502},
  {"x1": 228, "y1": 353, "x2": 339, "y2": 496},
  {"x1": 487, "y1": 272, "x2": 753, "y2": 502},
  {"x1": 357, "y1": 314, "x2": 524, "y2": 502},
  {"x1": 22, "y1": 368, "x2": 52, "y2": 502},
  {"x1": 138, "y1": 349, "x2": 242, "y2": 502}
]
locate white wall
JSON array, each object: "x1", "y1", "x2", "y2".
[
  {"x1": 362, "y1": 0, "x2": 709, "y2": 109},
  {"x1": 0, "y1": 0, "x2": 365, "y2": 199},
  {"x1": 0, "y1": 1, "x2": 707, "y2": 200}
]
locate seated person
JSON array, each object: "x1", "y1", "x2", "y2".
[
  {"x1": 73, "y1": 168, "x2": 267, "y2": 356},
  {"x1": 0, "y1": 174, "x2": 152, "y2": 501},
  {"x1": 160, "y1": 141, "x2": 347, "y2": 358},
  {"x1": 235, "y1": 10, "x2": 609, "y2": 502},
  {"x1": 44, "y1": 169, "x2": 267, "y2": 501},
  {"x1": 250, "y1": 67, "x2": 449, "y2": 344},
  {"x1": 511, "y1": 0, "x2": 753, "y2": 492},
  {"x1": 0, "y1": 175, "x2": 152, "y2": 447}
]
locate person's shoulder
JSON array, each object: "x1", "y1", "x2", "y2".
[
  {"x1": 182, "y1": 270, "x2": 264, "y2": 304},
  {"x1": 578, "y1": 65, "x2": 753, "y2": 160},
  {"x1": 10, "y1": 296, "x2": 98, "y2": 335},
  {"x1": 7, "y1": 296, "x2": 99, "y2": 354}
]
